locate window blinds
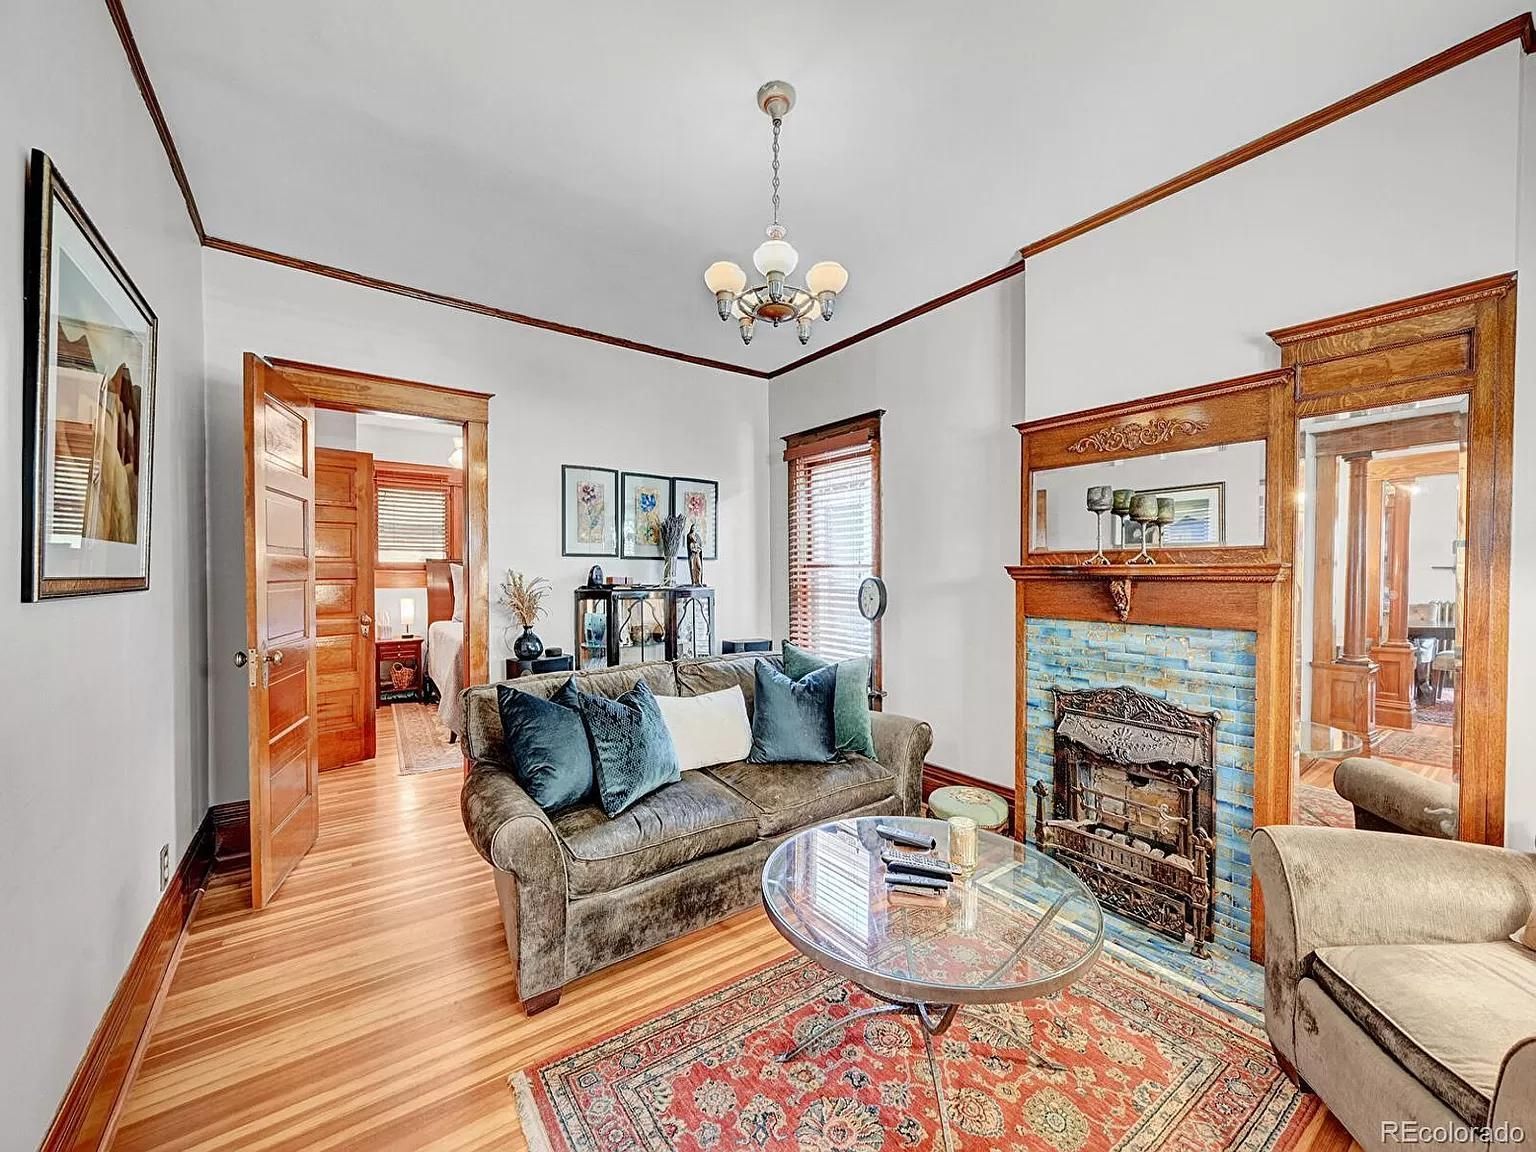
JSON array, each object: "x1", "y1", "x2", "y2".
[
  {"x1": 377, "y1": 484, "x2": 449, "y2": 562},
  {"x1": 787, "y1": 438, "x2": 877, "y2": 665}
]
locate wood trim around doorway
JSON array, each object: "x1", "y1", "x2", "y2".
[
  {"x1": 258, "y1": 356, "x2": 492, "y2": 694},
  {"x1": 1272, "y1": 273, "x2": 1515, "y2": 844}
]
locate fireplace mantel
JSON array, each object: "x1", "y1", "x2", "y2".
[{"x1": 1008, "y1": 564, "x2": 1288, "y2": 622}]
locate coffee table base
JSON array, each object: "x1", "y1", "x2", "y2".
[{"x1": 778, "y1": 990, "x2": 1065, "y2": 1151}]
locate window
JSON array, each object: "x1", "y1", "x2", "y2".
[
  {"x1": 784, "y1": 411, "x2": 882, "y2": 692},
  {"x1": 377, "y1": 483, "x2": 450, "y2": 563}
]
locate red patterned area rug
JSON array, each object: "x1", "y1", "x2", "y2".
[
  {"x1": 512, "y1": 952, "x2": 1316, "y2": 1151},
  {"x1": 1297, "y1": 783, "x2": 1355, "y2": 830}
]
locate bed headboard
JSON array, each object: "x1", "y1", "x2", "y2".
[{"x1": 425, "y1": 560, "x2": 455, "y2": 628}]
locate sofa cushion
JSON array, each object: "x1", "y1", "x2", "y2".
[
  {"x1": 576, "y1": 680, "x2": 681, "y2": 817},
  {"x1": 703, "y1": 755, "x2": 896, "y2": 837},
  {"x1": 655, "y1": 686, "x2": 752, "y2": 772},
  {"x1": 495, "y1": 679, "x2": 592, "y2": 813},
  {"x1": 748, "y1": 661, "x2": 838, "y2": 764},
  {"x1": 1310, "y1": 941, "x2": 1536, "y2": 1125},
  {"x1": 783, "y1": 642, "x2": 876, "y2": 758},
  {"x1": 551, "y1": 773, "x2": 760, "y2": 896},
  {"x1": 675, "y1": 654, "x2": 781, "y2": 714}
]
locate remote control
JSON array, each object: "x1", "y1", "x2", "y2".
[
  {"x1": 882, "y1": 852, "x2": 958, "y2": 879},
  {"x1": 888, "y1": 884, "x2": 947, "y2": 906},
  {"x1": 875, "y1": 824, "x2": 936, "y2": 851},
  {"x1": 882, "y1": 870, "x2": 948, "y2": 890}
]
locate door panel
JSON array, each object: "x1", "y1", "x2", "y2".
[
  {"x1": 314, "y1": 446, "x2": 377, "y2": 770},
  {"x1": 245, "y1": 354, "x2": 320, "y2": 908}
]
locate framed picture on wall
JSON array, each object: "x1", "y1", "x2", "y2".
[
  {"x1": 620, "y1": 471, "x2": 672, "y2": 558},
  {"x1": 561, "y1": 465, "x2": 619, "y2": 556},
  {"x1": 22, "y1": 150, "x2": 159, "y2": 600},
  {"x1": 671, "y1": 476, "x2": 718, "y2": 560}
]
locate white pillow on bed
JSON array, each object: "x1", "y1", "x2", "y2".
[
  {"x1": 450, "y1": 562, "x2": 465, "y2": 622},
  {"x1": 654, "y1": 687, "x2": 752, "y2": 772}
]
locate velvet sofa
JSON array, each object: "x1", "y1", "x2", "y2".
[
  {"x1": 1252, "y1": 826, "x2": 1536, "y2": 1150},
  {"x1": 459, "y1": 654, "x2": 933, "y2": 1013}
]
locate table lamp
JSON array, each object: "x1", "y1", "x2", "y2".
[{"x1": 400, "y1": 597, "x2": 416, "y2": 638}]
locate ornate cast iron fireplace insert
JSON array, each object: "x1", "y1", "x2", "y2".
[{"x1": 1033, "y1": 685, "x2": 1218, "y2": 956}]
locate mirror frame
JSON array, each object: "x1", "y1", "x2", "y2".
[{"x1": 1015, "y1": 369, "x2": 1293, "y2": 568}]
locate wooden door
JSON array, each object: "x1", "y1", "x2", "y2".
[
  {"x1": 315, "y1": 448, "x2": 377, "y2": 769},
  {"x1": 243, "y1": 353, "x2": 320, "y2": 908}
]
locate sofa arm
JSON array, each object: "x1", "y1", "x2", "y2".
[
  {"x1": 1492, "y1": 1036, "x2": 1536, "y2": 1134},
  {"x1": 460, "y1": 764, "x2": 569, "y2": 1002},
  {"x1": 1251, "y1": 825, "x2": 1536, "y2": 1067},
  {"x1": 1333, "y1": 756, "x2": 1457, "y2": 838},
  {"x1": 871, "y1": 712, "x2": 934, "y2": 816}
]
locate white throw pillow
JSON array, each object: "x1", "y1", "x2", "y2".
[
  {"x1": 450, "y1": 562, "x2": 465, "y2": 622},
  {"x1": 655, "y1": 686, "x2": 752, "y2": 772}
]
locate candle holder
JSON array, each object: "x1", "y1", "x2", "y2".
[
  {"x1": 1126, "y1": 494, "x2": 1159, "y2": 565},
  {"x1": 1155, "y1": 497, "x2": 1176, "y2": 553},
  {"x1": 1083, "y1": 485, "x2": 1112, "y2": 566},
  {"x1": 1110, "y1": 488, "x2": 1133, "y2": 557}
]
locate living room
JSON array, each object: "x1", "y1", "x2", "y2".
[{"x1": 4, "y1": 3, "x2": 1536, "y2": 1150}]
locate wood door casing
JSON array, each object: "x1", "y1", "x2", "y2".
[
  {"x1": 244, "y1": 353, "x2": 320, "y2": 908},
  {"x1": 315, "y1": 448, "x2": 376, "y2": 769}
]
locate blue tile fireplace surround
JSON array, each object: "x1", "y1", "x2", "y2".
[{"x1": 1025, "y1": 618, "x2": 1259, "y2": 958}]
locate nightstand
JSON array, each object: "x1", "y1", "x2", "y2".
[{"x1": 377, "y1": 636, "x2": 425, "y2": 705}]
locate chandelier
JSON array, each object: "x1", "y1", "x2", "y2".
[{"x1": 703, "y1": 81, "x2": 848, "y2": 346}]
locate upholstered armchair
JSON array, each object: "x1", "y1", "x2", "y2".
[{"x1": 1252, "y1": 826, "x2": 1536, "y2": 1151}]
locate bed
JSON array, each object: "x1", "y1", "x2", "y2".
[{"x1": 425, "y1": 560, "x2": 466, "y2": 738}]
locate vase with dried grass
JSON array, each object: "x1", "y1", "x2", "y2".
[
  {"x1": 499, "y1": 570, "x2": 551, "y2": 662},
  {"x1": 656, "y1": 513, "x2": 687, "y2": 586}
]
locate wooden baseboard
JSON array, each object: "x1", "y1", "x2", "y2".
[
  {"x1": 921, "y1": 762, "x2": 1019, "y2": 835},
  {"x1": 210, "y1": 800, "x2": 251, "y2": 867},
  {"x1": 40, "y1": 808, "x2": 215, "y2": 1152}
]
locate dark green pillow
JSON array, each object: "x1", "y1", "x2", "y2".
[
  {"x1": 748, "y1": 660, "x2": 838, "y2": 764},
  {"x1": 576, "y1": 679, "x2": 681, "y2": 817},
  {"x1": 782, "y1": 642, "x2": 876, "y2": 759},
  {"x1": 496, "y1": 678, "x2": 593, "y2": 813}
]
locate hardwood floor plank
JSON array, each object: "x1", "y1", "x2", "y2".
[{"x1": 111, "y1": 708, "x2": 1356, "y2": 1152}]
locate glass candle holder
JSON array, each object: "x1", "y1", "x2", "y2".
[
  {"x1": 1083, "y1": 485, "x2": 1112, "y2": 565},
  {"x1": 1155, "y1": 497, "x2": 1176, "y2": 551},
  {"x1": 948, "y1": 816, "x2": 978, "y2": 872},
  {"x1": 1127, "y1": 494, "x2": 1159, "y2": 565}
]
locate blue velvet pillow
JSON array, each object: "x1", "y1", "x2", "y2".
[
  {"x1": 576, "y1": 679, "x2": 682, "y2": 817},
  {"x1": 748, "y1": 660, "x2": 838, "y2": 764},
  {"x1": 496, "y1": 678, "x2": 593, "y2": 813},
  {"x1": 782, "y1": 642, "x2": 876, "y2": 759}
]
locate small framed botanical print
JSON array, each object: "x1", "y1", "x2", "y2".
[
  {"x1": 23, "y1": 150, "x2": 158, "y2": 600},
  {"x1": 562, "y1": 465, "x2": 618, "y2": 556},
  {"x1": 620, "y1": 471, "x2": 672, "y2": 558},
  {"x1": 671, "y1": 476, "x2": 718, "y2": 560}
]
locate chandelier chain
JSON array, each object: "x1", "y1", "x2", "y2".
[{"x1": 770, "y1": 117, "x2": 782, "y2": 228}]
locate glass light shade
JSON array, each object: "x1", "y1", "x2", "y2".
[
  {"x1": 752, "y1": 237, "x2": 799, "y2": 277},
  {"x1": 703, "y1": 261, "x2": 747, "y2": 294},
  {"x1": 806, "y1": 260, "x2": 848, "y2": 296}
]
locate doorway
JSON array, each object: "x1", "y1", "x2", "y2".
[{"x1": 241, "y1": 354, "x2": 491, "y2": 907}]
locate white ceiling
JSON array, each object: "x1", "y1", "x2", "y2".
[{"x1": 129, "y1": 0, "x2": 1519, "y2": 373}]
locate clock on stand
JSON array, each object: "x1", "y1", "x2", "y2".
[{"x1": 857, "y1": 575, "x2": 887, "y2": 709}]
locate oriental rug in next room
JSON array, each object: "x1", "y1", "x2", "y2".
[
  {"x1": 512, "y1": 951, "x2": 1316, "y2": 1152},
  {"x1": 392, "y1": 702, "x2": 460, "y2": 774}
]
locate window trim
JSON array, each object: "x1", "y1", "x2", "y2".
[
  {"x1": 374, "y1": 460, "x2": 464, "y2": 587},
  {"x1": 783, "y1": 409, "x2": 884, "y2": 706}
]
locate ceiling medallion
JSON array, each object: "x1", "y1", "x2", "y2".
[{"x1": 703, "y1": 81, "x2": 848, "y2": 346}]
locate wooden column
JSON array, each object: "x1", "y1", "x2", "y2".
[
  {"x1": 1371, "y1": 482, "x2": 1418, "y2": 730},
  {"x1": 1339, "y1": 453, "x2": 1373, "y2": 663}
]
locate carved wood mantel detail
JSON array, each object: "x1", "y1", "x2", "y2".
[
  {"x1": 1066, "y1": 417, "x2": 1211, "y2": 455},
  {"x1": 1108, "y1": 577, "x2": 1132, "y2": 621}
]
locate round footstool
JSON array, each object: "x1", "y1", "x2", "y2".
[{"x1": 927, "y1": 785, "x2": 1010, "y2": 832}]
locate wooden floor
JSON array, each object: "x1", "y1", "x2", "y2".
[{"x1": 113, "y1": 708, "x2": 1361, "y2": 1152}]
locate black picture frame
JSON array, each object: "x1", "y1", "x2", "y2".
[
  {"x1": 23, "y1": 149, "x2": 159, "y2": 600},
  {"x1": 671, "y1": 476, "x2": 719, "y2": 561},
  {"x1": 619, "y1": 471, "x2": 672, "y2": 559},
  {"x1": 560, "y1": 464, "x2": 619, "y2": 557}
]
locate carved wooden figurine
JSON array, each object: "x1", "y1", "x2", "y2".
[{"x1": 686, "y1": 523, "x2": 704, "y2": 586}]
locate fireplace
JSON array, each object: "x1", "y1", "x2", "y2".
[{"x1": 1033, "y1": 684, "x2": 1218, "y2": 956}]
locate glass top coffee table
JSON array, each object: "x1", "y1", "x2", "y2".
[{"x1": 762, "y1": 816, "x2": 1103, "y2": 1147}]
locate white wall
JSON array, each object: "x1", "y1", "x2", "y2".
[
  {"x1": 0, "y1": 1, "x2": 208, "y2": 1144},
  {"x1": 770, "y1": 276, "x2": 1026, "y2": 786},
  {"x1": 770, "y1": 46, "x2": 1533, "y2": 832},
  {"x1": 1406, "y1": 474, "x2": 1460, "y2": 607},
  {"x1": 202, "y1": 249, "x2": 771, "y2": 803}
]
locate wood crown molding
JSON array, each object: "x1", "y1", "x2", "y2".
[
  {"x1": 1014, "y1": 369, "x2": 1291, "y2": 435},
  {"x1": 1266, "y1": 272, "x2": 1517, "y2": 345},
  {"x1": 40, "y1": 808, "x2": 217, "y2": 1152},
  {"x1": 109, "y1": 1, "x2": 1533, "y2": 381}
]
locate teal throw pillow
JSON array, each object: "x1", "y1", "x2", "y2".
[
  {"x1": 576, "y1": 679, "x2": 682, "y2": 817},
  {"x1": 783, "y1": 642, "x2": 876, "y2": 759},
  {"x1": 748, "y1": 660, "x2": 838, "y2": 764},
  {"x1": 496, "y1": 678, "x2": 593, "y2": 813}
]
